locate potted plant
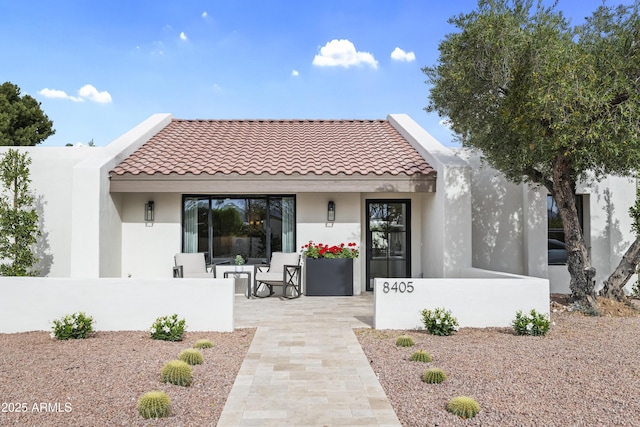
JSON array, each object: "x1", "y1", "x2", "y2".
[
  {"x1": 301, "y1": 241, "x2": 359, "y2": 296},
  {"x1": 234, "y1": 254, "x2": 245, "y2": 272}
]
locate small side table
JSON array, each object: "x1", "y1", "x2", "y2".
[{"x1": 224, "y1": 271, "x2": 253, "y2": 299}]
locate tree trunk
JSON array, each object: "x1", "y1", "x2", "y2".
[
  {"x1": 600, "y1": 236, "x2": 640, "y2": 302},
  {"x1": 552, "y1": 154, "x2": 598, "y2": 310}
]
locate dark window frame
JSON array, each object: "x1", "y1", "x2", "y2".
[{"x1": 181, "y1": 194, "x2": 296, "y2": 263}]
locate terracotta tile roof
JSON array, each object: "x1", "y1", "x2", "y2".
[{"x1": 110, "y1": 119, "x2": 435, "y2": 177}]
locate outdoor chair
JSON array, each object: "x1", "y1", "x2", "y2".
[
  {"x1": 254, "y1": 252, "x2": 301, "y2": 299},
  {"x1": 173, "y1": 253, "x2": 214, "y2": 278}
]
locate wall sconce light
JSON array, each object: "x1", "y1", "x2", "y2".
[
  {"x1": 327, "y1": 201, "x2": 336, "y2": 222},
  {"x1": 145, "y1": 201, "x2": 154, "y2": 222}
]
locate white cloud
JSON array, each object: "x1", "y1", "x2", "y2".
[
  {"x1": 291, "y1": 70, "x2": 299, "y2": 77},
  {"x1": 38, "y1": 88, "x2": 83, "y2": 102},
  {"x1": 202, "y1": 11, "x2": 208, "y2": 18},
  {"x1": 312, "y1": 39, "x2": 378, "y2": 69},
  {"x1": 180, "y1": 31, "x2": 187, "y2": 41},
  {"x1": 78, "y1": 84, "x2": 112, "y2": 103},
  {"x1": 391, "y1": 47, "x2": 416, "y2": 62},
  {"x1": 439, "y1": 119, "x2": 453, "y2": 129},
  {"x1": 39, "y1": 84, "x2": 112, "y2": 103}
]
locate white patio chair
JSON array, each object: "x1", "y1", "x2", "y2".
[
  {"x1": 254, "y1": 252, "x2": 301, "y2": 299},
  {"x1": 173, "y1": 253, "x2": 214, "y2": 278}
]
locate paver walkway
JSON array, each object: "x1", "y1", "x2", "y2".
[{"x1": 216, "y1": 293, "x2": 402, "y2": 427}]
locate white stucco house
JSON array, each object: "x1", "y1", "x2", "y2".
[{"x1": 0, "y1": 113, "x2": 636, "y2": 332}]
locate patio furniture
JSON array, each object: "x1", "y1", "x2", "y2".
[
  {"x1": 223, "y1": 270, "x2": 253, "y2": 299},
  {"x1": 173, "y1": 253, "x2": 214, "y2": 278},
  {"x1": 254, "y1": 252, "x2": 301, "y2": 299}
]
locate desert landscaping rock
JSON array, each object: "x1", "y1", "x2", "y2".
[
  {"x1": 357, "y1": 308, "x2": 640, "y2": 426},
  {"x1": 0, "y1": 330, "x2": 254, "y2": 426}
]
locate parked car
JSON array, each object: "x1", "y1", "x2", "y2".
[{"x1": 548, "y1": 239, "x2": 568, "y2": 265}]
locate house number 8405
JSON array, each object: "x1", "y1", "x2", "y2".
[{"x1": 382, "y1": 281, "x2": 414, "y2": 293}]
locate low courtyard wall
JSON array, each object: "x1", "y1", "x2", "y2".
[
  {"x1": 0, "y1": 277, "x2": 234, "y2": 333},
  {"x1": 374, "y1": 268, "x2": 549, "y2": 329}
]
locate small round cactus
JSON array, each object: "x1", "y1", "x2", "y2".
[
  {"x1": 422, "y1": 367, "x2": 447, "y2": 384},
  {"x1": 193, "y1": 339, "x2": 214, "y2": 349},
  {"x1": 395, "y1": 335, "x2": 415, "y2": 347},
  {"x1": 446, "y1": 396, "x2": 480, "y2": 419},
  {"x1": 409, "y1": 349, "x2": 432, "y2": 363},
  {"x1": 161, "y1": 360, "x2": 193, "y2": 386},
  {"x1": 137, "y1": 391, "x2": 171, "y2": 419},
  {"x1": 178, "y1": 348, "x2": 204, "y2": 365}
]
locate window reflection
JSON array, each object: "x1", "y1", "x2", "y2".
[
  {"x1": 183, "y1": 196, "x2": 295, "y2": 264},
  {"x1": 547, "y1": 195, "x2": 583, "y2": 265}
]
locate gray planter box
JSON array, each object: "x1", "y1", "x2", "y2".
[{"x1": 304, "y1": 258, "x2": 353, "y2": 296}]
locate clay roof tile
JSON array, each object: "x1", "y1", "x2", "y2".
[{"x1": 110, "y1": 119, "x2": 434, "y2": 177}]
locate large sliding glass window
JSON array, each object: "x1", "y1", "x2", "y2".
[{"x1": 182, "y1": 195, "x2": 295, "y2": 264}]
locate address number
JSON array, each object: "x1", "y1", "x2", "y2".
[{"x1": 382, "y1": 281, "x2": 414, "y2": 293}]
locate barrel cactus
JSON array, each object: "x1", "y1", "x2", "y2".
[
  {"x1": 395, "y1": 334, "x2": 415, "y2": 347},
  {"x1": 137, "y1": 391, "x2": 171, "y2": 419},
  {"x1": 422, "y1": 367, "x2": 447, "y2": 384},
  {"x1": 178, "y1": 348, "x2": 203, "y2": 365},
  {"x1": 446, "y1": 396, "x2": 480, "y2": 419},
  {"x1": 409, "y1": 349, "x2": 432, "y2": 363},
  {"x1": 161, "y1": 360, "x2": 193, "y2": 386},
  {"x1": 193, "y1": 338, "x2": 214, "y2": 349}
]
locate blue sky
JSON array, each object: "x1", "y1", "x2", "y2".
[{"x1": 0, "y1": 0, "x2": 633, "y2": 147}]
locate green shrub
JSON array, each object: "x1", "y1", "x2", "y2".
[
  {"x1": 161, "y1": 360, "x2": 192, "y2": 386},
  {"x1": 512, "y1": 309, "x2": 551, "y2": 336},
  {"x1": 178, "y1": 348, "x2": 203, "y2": 365},
  {"x1": 51, "y1": 312, "x2": 94, "y2": 340},
  {"x1": 409, "y1": 349, "x2": 432, "y2": 363},
  {"x1": 421, "y1": 307, "x2": 459, "y2": 336},
  {"x1": 150, "y1": 314, "x2": 186, "y2": 341},
  {"x1": 193, "y1": 339, "x2": 214, "y2": 349},
  {"x1": 422, "y1": 367, "x2": 447, "y2": 384},
  {"x1": 137, "y1": 391, "x2": 171, "y2": 419},
  {"x1": 446, "y1": 396, "x2": 480, "y2": 419},
  {"x1": 395, "y1": 335, "x2": 415, "y2": 347}
]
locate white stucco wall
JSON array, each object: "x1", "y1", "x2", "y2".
[
  {"x1": 389, "y1": 114, "x2": 473, "y2": 278},
  {"x1": 581, "y1": 176, "x2": 637, "y2": 292},
  {"x1": 464, "y1": 150, "x2": 638, "y2": 294},
  {"x1": 121, "y1": 193, "x2": 182, "y2": 278},
  {"x1": 373, "y1": 269, "x2": 550, "y2": 329},
  {"x1": 70, "y1": 113, "x2": 173, "y2": 278},
  {"x1": 0, "y1": 277, "x2": 234, "y2": 332},
  {"x1": 0, "y1": 147, "x2": 95, "y2": 277},
  {"x1": 296, "y1": 193, "x2": 363, "y2": 294},
  {"x1": 463, "y1": 152, "x2": 550, "y2": 278}
]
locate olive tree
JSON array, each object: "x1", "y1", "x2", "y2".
[{"x1": 424, "y1": 0, "x2": 640, "y2": 309}]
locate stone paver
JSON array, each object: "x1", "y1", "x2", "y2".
[{"x1": 217, "y1": 294, "x2": 402, "y2": 427}]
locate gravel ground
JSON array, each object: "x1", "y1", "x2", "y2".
[
  {"x1": 356, "y1": 309, "x2": 640, "y2": 427},
  {"x1": 0, "y1": 329, "x2": 254, "y2": 427},
  {"x1": 2, "y1": 304, "x2": 640, "y2": 427}
]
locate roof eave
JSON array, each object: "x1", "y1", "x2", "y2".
[{"x1": 109, "y1": 171, "x2": 437, "y2": 193}]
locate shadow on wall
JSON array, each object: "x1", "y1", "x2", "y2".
[
  {"x1": 467, "y1": 157, "x2": 534, "y2": 275},
  {"x1": 441, "y1": 165, "x2": 473, "y2": 273},
  {"x1": 591, "y1": 188, "x2": 629, "y2": 290},
  {"x1": 32, "y1": 194, "x2": 53, "y2": 276}
]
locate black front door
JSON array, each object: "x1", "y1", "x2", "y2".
[{"x1": 366, "y1": 200, "x2": 411, "y2": 291}]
